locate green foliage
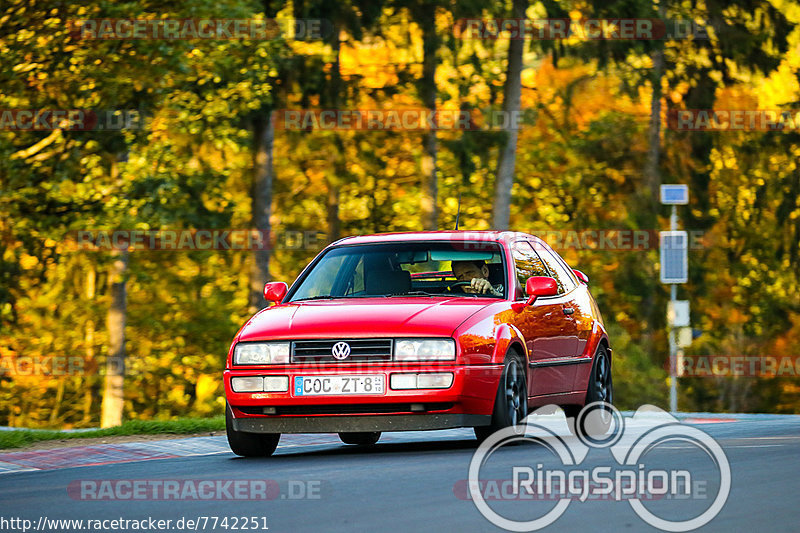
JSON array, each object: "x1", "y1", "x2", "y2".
[
  {"x1": 606, "y1": 323, "x2": 668, "y2": 410},
  {"x1": 0, "y1": 416, "x2": 225, "y2": 449}
]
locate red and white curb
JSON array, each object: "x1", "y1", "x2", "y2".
[
  {"x1": 0, "y1": 436, "x2": 228, "y2": 474},
  {"x1": 0, "y1": 429, "x2": 475, "y2": 475}
]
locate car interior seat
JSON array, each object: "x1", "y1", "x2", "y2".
[
  {"x1": 365, "y1": 269, "x2": 411, "y2": 295},
  {"x1": 486, "y1": 262, "x2": 505, "y2": 286}
]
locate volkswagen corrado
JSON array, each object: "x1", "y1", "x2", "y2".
[{"x1": 224, "y1": 231, "x2": 612, "y2": 456}]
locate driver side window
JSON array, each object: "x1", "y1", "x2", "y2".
[
  {"x1": 534, "y1": 244, "x2": 574, "y2": 294},
  {"x1": 511, "y1": 241, "x2": 549, "y2": 298}
]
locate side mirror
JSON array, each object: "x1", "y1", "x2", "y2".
[
  {"x1": 573, "y1": 269, "x2": 589, "y2": 284},
  {"x1": 512, "y1": 276, "x2": 558, "y2": 312},
  {"x1": 263, "y1": 281, "x2": 288, "y2": 304}
]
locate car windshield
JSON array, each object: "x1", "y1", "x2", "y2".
[{"x1": 287, "y1": 242, "x2": 507, "y2": 302}]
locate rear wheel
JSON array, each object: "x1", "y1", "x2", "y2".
[
  {"x1": 474, "y1": 355, "x2": 528, "y2": 442},
  {"x1": 338, "y1": 432, "x2": 381, "y2": 446},
  {"x1": 226, "y1": 404, "x2": 280, "y2": 457}
]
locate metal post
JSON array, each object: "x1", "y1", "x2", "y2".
[{"x1": 669, "y1": 204, "x2": 678, "y2": 413}]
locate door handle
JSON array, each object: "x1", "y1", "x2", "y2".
[{"x1": 563, "y1": 307, "x2": 575, "y2": 315}]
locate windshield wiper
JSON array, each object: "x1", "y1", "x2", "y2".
[
  {"x1": 292, "y1": 294, "x2": 392, "y2": 302},
  {"x1": 386, "y1": 291, "x2": 439, "y2": 297}
]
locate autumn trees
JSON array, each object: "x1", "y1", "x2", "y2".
[{"x1": 2, "y1": 0, "x2": 800, "y2": 426}]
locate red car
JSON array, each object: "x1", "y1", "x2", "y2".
[{"x1": 224, "y1": 231, "x2": 612, "y2": 456}]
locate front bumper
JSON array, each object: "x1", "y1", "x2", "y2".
[
  {"x1": 225, "y1": 363, "x2": 502, "y2": 433},
  {"x1": 231, "y1": 413, "x2": 490, "y2": 433}
]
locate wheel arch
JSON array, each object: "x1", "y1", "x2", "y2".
[
  {"x1": 572, "y1": 334, "x2": 612, "y2": 395},
  {"x1": 597, "y1": 335, "x2": 611, "y2": 362},
  {"x1": 492, "y1": 323, "x2": 528, "y2": 365}
]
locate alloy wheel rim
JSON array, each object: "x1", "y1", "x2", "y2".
[
  {"x1": 594, "y1": 354, "x2": 613, "y2": 423},
  {"x1": 505, "y1": 360, "x2": 526, "y2": 427},
  {"x1": 596, "y1": 354, "x2": 608, "y2": 401}
]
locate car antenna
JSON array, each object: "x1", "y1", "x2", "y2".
[{"x1": 454, "y1": 189, "x2": 462, "y2": 230}]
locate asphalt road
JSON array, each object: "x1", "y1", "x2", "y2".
[{"x1": 1, "y1": 412, "x2": 799, "y2": 533}]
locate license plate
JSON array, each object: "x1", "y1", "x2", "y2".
[{"x1": 293, "y1": 375, "x2": 384, "y2": 396}]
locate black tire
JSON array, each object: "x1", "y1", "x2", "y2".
[
  {"x1": 226, "y1": 404, "x2": 280, "y2": 457},
  {"x1": 474, "y1": 354, "x2": 528, "y2": 442},
  {"x1": 338, "y1": 432, "x2": 381, "y2": 446},
  {"x1": 567, "y1": 346, "x2": 613, "y2": 437},
  {"x1": 586, "y1": 345, "x2": 613, "y2": 405},
  {"x1": 562, "y1": 404, "x2": 581, "y2": 420}
]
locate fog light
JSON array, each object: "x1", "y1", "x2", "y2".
[
  {"x1": 231, "y1": 376, "x2": 263, "y2": 393},
  {"x1": 416, "y1": 373, "x2": 454, "y2": 389},
  {"x1": 390, "y1": 373, "x2": 418, "y2": 390},
  {"x1": 390, "y1": 372, "x2": 454, "y2": 390},
  {"x1": 263, "y1": 376, "x2": 289, "y2": 392}
]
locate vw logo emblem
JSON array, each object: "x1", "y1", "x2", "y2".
[{"x1": 331, "y1": 341, "x2": 351, "y2": 360}]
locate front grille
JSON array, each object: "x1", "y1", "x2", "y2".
[{"x1": 291, "y1": 339, "x2": 393, "y2": 363}]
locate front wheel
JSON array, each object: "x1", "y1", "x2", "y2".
[
  {"x1": 226, "y1": 404, "x2": 280, "y2": 457},
  {"x1": 474, "y1": 355, "x2": 528, "y2": 442},
  {"x1": 338, "y1": 432, "x2": 381, "y2": 446}
]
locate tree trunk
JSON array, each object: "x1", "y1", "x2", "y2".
[
  {"x1": 326, "y1": 177, "x2": 341, "y2": 242},
  {"x1": 324, "y1": 23, "x2": 344, "y2": 241},
  {"x1": 644, "y1": 3, "x2": 666, "y2": 208},
  {"x1": 49, "y1": 379, "x2": 65, "y2": 425},
  {"x1": 420, "y1": 15, "x2": 439, "y2": 231},
  {"x1": 248, "y1": 112, "x2": 274, "y2": 313},
  {"x1": 642, "y1": 12, "x2": 666, "y2": 346},
  {"x1": 82, "y1": 264, "x2": 96, "y2": 425},
  {"x1": 492, "y1": 0, "x2": 527, "y2": 230},
  {"x1": 101, "y1": 248, "x2": 127, "y2": 428}
]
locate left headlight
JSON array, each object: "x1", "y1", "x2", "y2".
[
  {"x1": 233, "y1": 342, "x2": 290, "y2": 365},
  {"x1": 394, "y1": 338, "x2": 456, "y2": 361}
]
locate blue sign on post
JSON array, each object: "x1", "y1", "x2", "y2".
[
  {"x1": 660, "y1": 231, "x2": 688, "y2": 284},
  {"x1": 660, "y1": 184, "x2": 689, "y2": 205}
]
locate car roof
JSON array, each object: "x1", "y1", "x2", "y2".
[{"x1": 330, "y1": 230, "x2": 540, "y2": 246}]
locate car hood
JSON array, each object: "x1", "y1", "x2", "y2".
[{"x1": 237, "y1": 297, "x2": 493, "y2": 341}]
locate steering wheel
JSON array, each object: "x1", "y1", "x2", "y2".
[{"x1": 446, "y1": 281, "x2": 473, "y2": 292}]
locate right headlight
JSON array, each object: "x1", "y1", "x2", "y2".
[
  {"x1": 233, "y1": 342, "x2": 290, "y2": 365},
  {"x1": 394, "y1": 338, "x2": 456, "y2": 361}
]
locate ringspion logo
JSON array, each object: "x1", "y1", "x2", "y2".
[{"x1": 467, "y1": 404, "x2": 730, "y2": 531}]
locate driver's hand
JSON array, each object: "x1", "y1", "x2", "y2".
[{"x1": 468, "y1": 278, "x2": 493, "y2": 294}]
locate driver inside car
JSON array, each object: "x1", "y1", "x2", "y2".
[{"x1": 450, "y1": 260, "x2": 503, "y2": 296}]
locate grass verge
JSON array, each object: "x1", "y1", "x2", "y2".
[{"x1": 0, "y1": 416, "x2": 225, "y2": 450}]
